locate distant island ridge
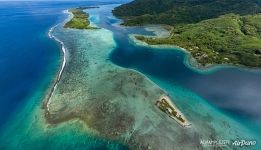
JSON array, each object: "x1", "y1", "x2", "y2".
[
  {"x1": 113, "y1": 0, "x2": 261, "y2": 67},
  {"x1": 2, "y1": 2, "x2": 261, "y2": 150},
  {"x1": 64, "y1": 6, "x2": 99, "y2": 29}
]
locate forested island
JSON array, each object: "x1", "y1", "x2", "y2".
[
  {"x1": 64, "y1": 7, "x2": 99, "y2": 29},
  {"x1": 113, "y1": 0, "x2": 261, "y2": 67}
]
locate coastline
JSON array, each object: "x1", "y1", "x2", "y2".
[
  {"x1": 39, "y1": 4, "x2": 260, "y2": 149},
  {"x1": 44, "y1": 8, "x2": 191, "y2": 129},
  {"x1": 156, "y1": 95, "x2": 191, "y2": 128},
  {"x1": 44, "y1": 10, "x2": 70, "y2": 113},
  {"x1": 129, "y1": 27, "x2": 261, "y2": 74},
  {"x1": 2, "y1": 3, "x2": 261, "y2": 150},
  {"x1": 125, "y1": 68, "x2": 192, "y2": 127},
  {"x1": 44, "y1": 8, "x2": 100, "y2": 115}
]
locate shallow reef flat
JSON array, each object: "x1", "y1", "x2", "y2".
[
  {"x1": 47, "y1": 20, "x2": 180, "y2": 149},
  {"x1": 44, "y1": 7, "x2": 260, "y2": 150}
]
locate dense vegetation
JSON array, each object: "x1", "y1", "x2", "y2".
[
  {"x1": 113, "y1": 0, "x2": 261, "y2": 67},
  {"x1": 113, "y1": 0, "x2": 261, "y2": 26},
  {"x1": 64, "y1": 8, "x2": 98, "y2": 29},
  {"x1": 136, "y1": 14, "x2": 261, "y2": 67}
]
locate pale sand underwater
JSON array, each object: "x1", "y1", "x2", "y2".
[
  {"x1": 0, "y1": 4, "x2": 260, "y2": 150},
  {"x1": 44, "y1": 5, "x2": 260, "y2": 149}
]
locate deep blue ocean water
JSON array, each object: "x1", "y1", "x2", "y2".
[
  {"x1": 109, "y1": 26, "x2": 261, "y2": 134},
  {"x1": 0, "y1": 1, "x2": 261, "y2": 149},
  {"x1": 104, "y1": 5, "x2": 261, "y2": 133},
  {"x1": 0, "y1": 0, "x2": 126, "y2": 128},
  {"x1": 106, "y1": 21, "x2": 261, "y2": 120},
  {"x1": 0, "y1": 2, "x2": 130, "y2": 150},
  {"x1": 0, "y1": 1, "x2": 61, "y2": 127}
]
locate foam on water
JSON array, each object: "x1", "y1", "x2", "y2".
[
  {"x1": 44, "y1": 5, "x2": 261, "y2": 149},
  {"x1": 0, "y1": 4, "x2": 129, "y2": 150},
  {"x1": 47, "y1": 24, "x2": 67, "y2": 112},
  {"x1": 1, "y1": 3, "x2": 260, "y2": 150}
]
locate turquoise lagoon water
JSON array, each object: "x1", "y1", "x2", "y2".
[
  {"x1": 0, "y1": 1, "x2": 128, "y2": 150},
  {"x1": 0, "y1": 1, "x2": 261, "y2": 150},
  {"x1": 89, "y1": 3, "x2": 261, "y2": 144}
]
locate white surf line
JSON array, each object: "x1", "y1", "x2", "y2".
[
  {"x1": 45, "y1": 9, "x2": 89, "y2": 113},
  {"x1": 46, "y1": 23, "x2": 67, "y2": 112}
]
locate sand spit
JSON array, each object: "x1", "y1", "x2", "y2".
[
  {"x1": 44, "y1": 9, "x2": 198, "y2": 149},
  {"x1": 156, "y1": 95, "x2": 191, "y2": 128},
  {"x1": 43, "y1": 6, "x2": 257, "y2": 150}
]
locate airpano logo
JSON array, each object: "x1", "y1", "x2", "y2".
[
  {"x1": 200, "y1": 139, "x2": 257, "y2": 147},
  {"x1": 232, "y1": 140, "x2": 256, "y2": 147}
]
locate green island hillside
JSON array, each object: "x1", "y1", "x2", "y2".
[
  {"x1": 113, "y1": 0, "x2": 261, "y2": 67},
  {"x1": 136, "y1": 14, "x2": 261, "y2": 67},
  {"x1": 64, "y1": 7, "x2": 99, "y2": 29},
  {"x1": 113, "y1": 0, "x2": 261, "y2": 26}
]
